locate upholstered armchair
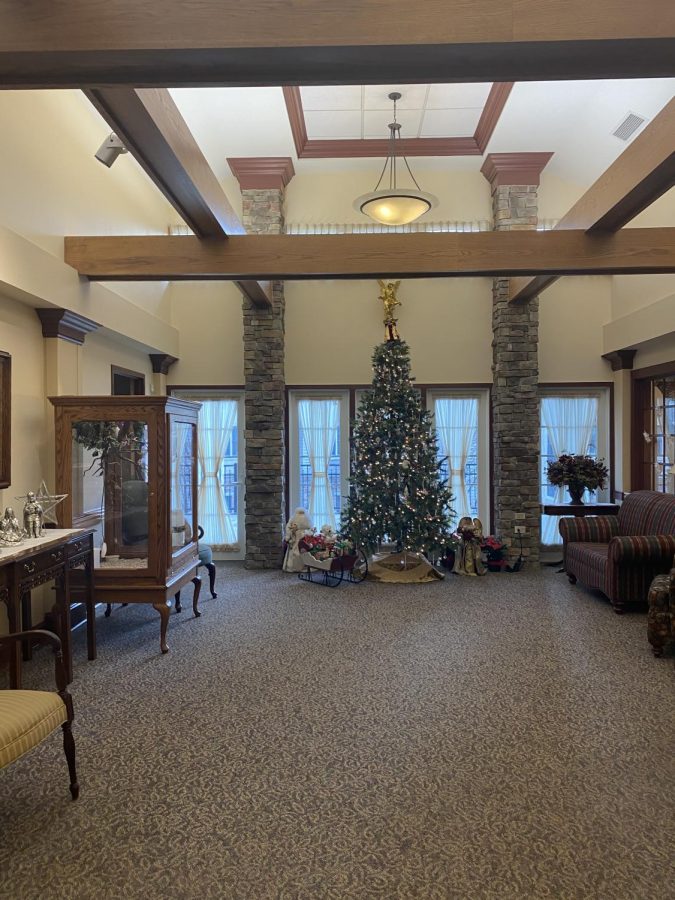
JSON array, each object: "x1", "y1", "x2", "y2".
[
  {"x1": 0, "y1": 629, "x2": 79, "y2": 800},
  {"x1": 560, "y1": 491, "x2": 675, "y2": 613},
  {"x1": 647, "y1": 557, "x2": 675, "y2": 657}
]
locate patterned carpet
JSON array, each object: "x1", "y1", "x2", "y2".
[{"x1": 1, "y1": 564, "x2": 674, "y2": 900}]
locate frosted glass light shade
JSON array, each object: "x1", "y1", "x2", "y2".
[{"x1": 354, "y1": 189, "x2": 438, "y2": 226}]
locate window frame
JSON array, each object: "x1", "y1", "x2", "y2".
[
  {"x1": 426, "y1": 387, "x2": 491, "y2": 529},
  {"x1": 170, "y1": 387, "x2": 245, "y2": 560},
  {"x1": 287, "y1": 389, "x2": 350, "y2": 528},
  {"x1": 539, "y1": 382, "x2": 613, "y2": 546}
]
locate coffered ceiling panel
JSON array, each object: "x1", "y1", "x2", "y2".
[
  {"x1": 301, "y1": 85, "x2": 362, "y2": 111},
  {"x1": 304, "y1": 109, "x2": 363, "y2": 139},
  {"x1": 362, "y1": 84, "x2": 429, "y2": 110},
  {"x1": 427, "y1": 83, "x2": 493, "y2": 109},
  {"x1": 363, "y1": 108, "x2": 423, "y2": 139},
  {"x1": 421, "y1": 107, "x2": 484, "y2": 137}
]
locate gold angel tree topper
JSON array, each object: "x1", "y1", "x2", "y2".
[{"x1": 378, "y1": 279, "x2": 401, "y2": 341}]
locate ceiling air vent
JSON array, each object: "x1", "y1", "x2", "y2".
[{"x1": 612, "y1": 112, "x2": 646, "y2": 141}]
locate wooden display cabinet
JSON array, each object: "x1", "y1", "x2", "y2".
[{"x1": 50, "y1": 395, "x2": 201, "y2": 654}]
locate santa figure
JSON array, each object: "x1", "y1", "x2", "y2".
[{"x1": 283, "y1": 507, "x2": 314, "y2": 573}]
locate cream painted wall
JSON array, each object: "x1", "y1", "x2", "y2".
[
  {"x1": 0, "y1": 90, "x2": 174, "y2": 318},
  {"x1": 0, "y1": 293, "x2": 50, "y2": 632},
  {"x1": 168, "y1": 282, "x2": 245, "y2": 386},
  {"x1": 539, "y1": 277, "x2": 614, "y2": 382},
  {"x1": 537, "y1": 172, "x2": 586, "y2": 222},
  {"x1": 285, "y1": 278, "x2": 493, "y2": 384},
  {"x1": 633, "y1": 333, "x2": 675, "y2": 369},
  {"x1": 81, "y1": 330, "x2": 154, "y2": 394},
  {"x1": 285, "y1": 170, "x2": 492, "y2": 225}
]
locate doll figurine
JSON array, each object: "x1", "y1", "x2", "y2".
[{"x1": 283, "y1": 507, "x2": 314, "y2": 573}]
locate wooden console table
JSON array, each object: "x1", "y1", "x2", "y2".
[
  {"x1": 0, "y1": 529, "x2": 95, "y2": 688},
  {"x1": 542, "y1": 503, "x2": 620, "y2": 518}
]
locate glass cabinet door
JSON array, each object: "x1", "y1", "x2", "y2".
[
  {"x1": 170, "y1": 419, "x2": 197, "y2": 555},
  {"x1": 71, "y1": 419, "x2": 150, "y2": 570}
]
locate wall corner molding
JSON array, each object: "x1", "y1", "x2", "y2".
[
  {"x1": 602, "y1": 348, "x2": 637, "y2": 371},
  {"x1": 149, "y1": 353, "x2": 179, "y2": 375},
  {"x1": 480, "y1": 152, "x2": 554, "y2": 190},
  {"x1": 227, "y1": 157, "x2": 295, "y2": 190},
  {"x1": 36, "y1": 308, "x2": 99, "y2": 345}
]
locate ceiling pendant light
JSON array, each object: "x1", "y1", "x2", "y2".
[{"x1": 354, "y1": 92, "x2": 437, "y2": 227}]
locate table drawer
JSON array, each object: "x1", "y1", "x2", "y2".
[
  {"x1": 66, "y1": 534, "x2": 93, "y2": 559},
  {"x1": 18, "y1": 546, "x2": 66, "y2": 581}
]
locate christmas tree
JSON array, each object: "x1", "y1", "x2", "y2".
[{"x1": 342, "y1": 325, "x2": 454, "y2": 560}]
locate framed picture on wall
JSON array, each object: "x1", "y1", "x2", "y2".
[{"x1": 0, "y1": 351, "x2": 10, "y2": 488}]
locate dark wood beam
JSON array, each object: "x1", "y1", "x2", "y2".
[
  {"x1": 64, "y1": 229, "x2": 675, "y2": 281},
  {"x1": 1, "y1": 2, "x2": 673, "y2": 87},
  {"x1": 85, "y1": 87, "x2": 272, "y2": 309},
  {"x1": 510, "y1": 97, "x2": 675, "y2": 303}
]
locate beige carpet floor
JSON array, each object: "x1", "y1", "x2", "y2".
[{"x1": 1, "y1": 564, "x2": 674, "y2": 900}]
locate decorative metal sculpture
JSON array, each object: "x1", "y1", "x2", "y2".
[
  {"x1": 0, "y1": 506, "x2": 25, "y2": 544},
  {"x1": 378, "y1": 279, "x2": 402, "y2": 341},
  {"x1": 23, "y1": 491, "x2": 44, "y2": 539}
]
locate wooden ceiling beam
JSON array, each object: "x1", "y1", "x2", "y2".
[
  {"x1": 64, "y1": 229, "x2": 675, "y2": 281},
  {"x1": 1, "y1": 1, "x2": 673, "y2": 87},
  {"x1": 509, "y1": 97, "x2": 675, "y2": 304},
  {"x1": 85, "y1": 87, "x2": 272, "y2": 308}
]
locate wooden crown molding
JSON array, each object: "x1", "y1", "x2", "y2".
[
  {"x1": 480, "y1": 152, "x2": 554, "y2": 189},
  {"x1": 36, "y1": 309, "x2": 99, "y2": 345},
  {"x1": 227, "y1": 157, "x2": 295, "y2": 190},
  {"x1": 282, "y1": 82, "x2": 513, "y2": 160},
  {"x1": 149, "y1": 354, "x2": 179, "y2": 375},
  {"x1": 602, "y1": 349, "x2": 637, "y2": 371}
]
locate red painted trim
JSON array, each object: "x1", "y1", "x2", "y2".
[
  {"x1": 480, "y1": 152, "x2": 554, "y2": 188},
  {"x1": 474, "y1": 82, "x2": 514, "y2": 153},
  {"x1": 227, "y1": 156, "x2": 295, "y2": 190},
  {"x1": 282, "y1": 83, "x2": 511, "y2": 160}
]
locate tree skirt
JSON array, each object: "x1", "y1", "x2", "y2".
[{"x1": 366, "y1": 551, "x2": 444, "y2": 583}]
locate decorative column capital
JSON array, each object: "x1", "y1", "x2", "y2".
[
  {"x1": 602, "y1": 348, "x2": 637, "y2": 371},
  {"x1": 36, "y1": 308, "x2": 99, "y2": 345},
  {"x1": 480, "y1": 152, "x2": 553, "y2": 190},
  {"x1": 149, "y1": 353, "x2": 178, "y2": 375},
  {"x1": 227, "y1": 157, "x2": 295, "y2": 191}
]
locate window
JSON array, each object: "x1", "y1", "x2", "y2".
[
  {"x1": 428, "y1": 390, "x2": 490, "y2": 528},
  {"x1": 540, "y1": 388, "x2": 611, "y2": 545},
  {"x1": 289, "y1": 392, "x2": 349, "y2": 530},
  {"x1": 173, "y1": 391, "x2": 244, "y2": 558}
]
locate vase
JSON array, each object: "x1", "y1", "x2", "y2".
[{"x1": 568, "y1": 485, "x2": 585, "y2": 504}]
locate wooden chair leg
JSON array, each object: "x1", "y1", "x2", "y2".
[
  {"x1": 206, "y1": 562, "x2": 217, "y2": 599},
  {"x1": 62, "y1": 721, "x2": 79, "y2": 800},
  {"x1": 192, "y1": 576, "x2": 202, "y2": 618},
  {"x1": 175, "y1": 590, "x2": 182, "y2": 613},
  {"x1": 152, "y1": 600, "x2": 171, "y2": 654},
  {"x1": 104, "y1": 603, "x2": 112, "y2": 617}
]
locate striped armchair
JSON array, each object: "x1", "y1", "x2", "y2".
[{"x1": 560, "y1": 491, "x2": 675, "y2": 613}]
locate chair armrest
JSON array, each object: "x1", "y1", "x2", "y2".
[
  {"x1": 559, "y1": 515, "x2": 620, "y2": 544},
  {"x1": 0, "y1": 629, "x2": 68, "y2": 694},
  {"x1": 608, "y1": 535, "x2": 675, "y2": 566}
]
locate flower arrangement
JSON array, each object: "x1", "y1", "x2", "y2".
[
  {"x1": 481, "y1": 535, "x2": 509, "y2": 570},
  {"x1": 299, "y1": 532, "x2": 354, "y2": 561},
  {"x1": 546, "y1": 453, "x2": 609, "y2": 503}
]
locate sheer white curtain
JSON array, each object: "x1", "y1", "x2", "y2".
[
  {"x1": 435, "y1": 397, "x2": 478, "y2": 521},
  {"x1": 171, "y1": 422, "x2": 190, "y2": 526},
  {"x1": 298, "y1": 399, "x2": 339, "y2": 529},
  {"x1": 541, "y1": 396, "x2": 597, "y2": 544},
  {"x1": 197, "y1": 399, "x2": 238, "y2": 549}
]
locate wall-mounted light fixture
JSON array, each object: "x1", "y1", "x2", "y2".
[{"x1": 95, "y1": 133, "x2": 128, "y2": 167}]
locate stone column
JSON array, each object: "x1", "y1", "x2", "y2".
[
  {"x1": 231, "y1": 158, "x2": 295, "y2": 568},
  {"x1": 481, "y1": 153, "x2": 552, "y2": 564}
]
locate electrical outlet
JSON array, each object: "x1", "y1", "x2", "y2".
[{"x1": 514, "y1": 525, "x2": 527, "y2": 535}]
